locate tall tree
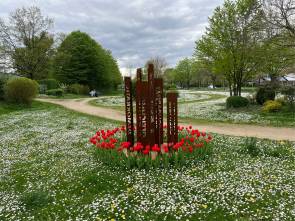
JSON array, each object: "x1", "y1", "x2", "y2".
[
  {"x1": 0, "y1": 6, "x2": 54, "y2": 79},
  {"x1": 174, "y1": 58, "x2": 196, "y2": 88},
  {"x1": 53, "y1": 31, "x2": 121, "y2": 89},
  {"x1": 145, "y1": 56, "x2": 168, "y2": 77},
  {"x1": 195, "y1": 0, "x2": 264, "y2": 96},
  {"x1": 263, "y1": 0, "x2": 295, "y2": 46},
  {"x1": 163, "y1": 68, "x2": 176, "y2": 85}
]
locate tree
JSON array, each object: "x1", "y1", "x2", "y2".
[
  {"x1": 0, "y1": 6, "x2": 54, "y2": 79},
  {"x1": 195, "y1": 0, "x2": 264, "y2": 96},
  {"x1": 257, "y1": 36, "x2": 295, "y2": 84},
  {"x1": 263, "y1": 0, "x2": 295, "y2": 46},
  {"x1": 174, "y1": 58, "x2": 196, "y2": 88},
  {"x1": 145, "y1": 56, "x2": 168, "y2": 77},
  {"x1": 53, "y1": 31, "x2": 121, "y2": 89},
  {"x1": 163, "y1": 68, "x2": 176, "y2": 85}
]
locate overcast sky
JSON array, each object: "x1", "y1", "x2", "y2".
[{"x1": 0, "y1": 0, "x2": 223, "y2": 74}]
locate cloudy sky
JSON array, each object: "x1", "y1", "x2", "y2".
[{"x1": 0, "y1": 0, "x2": 223, "y2": 74}]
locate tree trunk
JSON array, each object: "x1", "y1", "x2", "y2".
[{"x1": 229, "y1": 83, "x2": 233, "y2": 96}]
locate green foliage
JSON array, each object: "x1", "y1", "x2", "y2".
[
  {"x1": 281, "y1": 86, "x2": 295, "y2": 106},
  {"x1": 0, "y1": 7, "x2": 54, "y2": 80},
  {"x1": 256, "y1": 87, "x2": 276, "y2": 105},
  {"x1": 0, "y1": 76, "x2": 9, "y2": 100},
  {"x1": 195, "y1": 0, "x2": 263, "y2": 96},
  {"x1": 12, "y1": 32, "x2": 54, "y2": 80},
  {"x1": 53, "y1": 31, "x2": 121, "y2": 90},
  {"x1": 244, "y1": 137, "x2": 260, "y2": 157},
  {"x1": 174, "y1": 58, "x2": 196, "y2": 88},
  {"x1": 20, "y1": 191, "x2": 52, "y2": 210},
  {"x1": 94, "y1": 143, "x2": 213, "y2": 170},
  {"x1": 262, "y1": 100, "x2": 282, "y2": 113},
  {"x1": 46, "y1": 89, "x2": 63, "y2": 97},
  {"x1": 4, "y1": 77, "x2": 39, "y2": 105},
  {"x1": 226, "y1": 96, "x2": 249, "y2": 108},
  {"x1": 38, "y1": 78, "x2": 59, "y2": 90},
  {"x1": 68, "y1": 84, "x2": 89, "y2": 95}
]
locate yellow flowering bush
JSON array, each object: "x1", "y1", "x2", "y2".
[{"x1": 262, "y1": 100, "x2": 282, "y2": 113}]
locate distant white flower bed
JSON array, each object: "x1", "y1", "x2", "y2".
[{"x1": 94, "y1": 91, "x2": 211, "y2": 107}]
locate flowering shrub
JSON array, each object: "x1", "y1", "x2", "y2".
[
  {"x1": 262, "y1": 100, "x2": 282, "y2": 113},
  {"x1": 90, "y1": 125, "x2": 213, "y2": 168}
]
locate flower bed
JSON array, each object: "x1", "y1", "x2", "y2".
[{"x1": 90, "y1": 125, "x2": 213, "y2": 168}]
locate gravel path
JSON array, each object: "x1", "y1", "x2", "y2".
[{"x1": 38, "y1": 98, "x2": 295, "y2": 141}]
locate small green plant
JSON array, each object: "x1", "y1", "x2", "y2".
[
  {"x1": 46, "y1": 88, "x2": 63, "y2": 97},
  {"x1": 4, "y1": 77, "x2": 39, "y2": 105},
  {"x1": 90, "y1": 126, "x2": 213, "y2": 169},
  {"x1": 20, "y1": 191, "x2": 52, "y2": 210},
  {"x1": 66, "y1": 120, "x2": 74, "y2": 129},
  {"x1": 263, "y1": 141, "x2": 293, "y2": 159},
  {"x1": 245, "y1": 137, "x2": 260, "y2": 157},
  {"x1": 226, "y1": 96, "x2": 249, "y2": 108},
  {"x1": 0, "y1": 76, "x2": 9, "y2": 100},
  {"x1": 256, "y1": 86, "x2": 275, "y2": 105},
  {"x1": 262, "y1": 100, "x2": 282, "y2": 113}
]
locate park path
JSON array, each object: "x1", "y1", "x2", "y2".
[{"x1": 37, "y1": 98, "x2": 295, "y2": 142}]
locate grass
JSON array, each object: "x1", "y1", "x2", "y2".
[
  {"x1": 38, "y1": 93, "x2": 89, "y2": 99},
  {"x1": 179, "y1": 104, "x2": 295, "y2": 127},
  {"x1": 0, "y1": 100, "x2": 54, "y2": 115},
  {"x1": 1, "y1": 101, "x2": 295, "y2": 220}
]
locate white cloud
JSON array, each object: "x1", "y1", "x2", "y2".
[{"x1": 0, "y1": 0, "x2": 223, "y2": 75}]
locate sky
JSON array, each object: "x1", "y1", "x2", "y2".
[{"x1": 0, "y1": 0, "x2": 223, "y2": 75}]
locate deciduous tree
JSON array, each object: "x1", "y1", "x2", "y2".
[
  {"x1": 195, "y1": 0, "x2": 264, "y2": 96},
  {"x1": 0, "y1": 6, "x2": 54, "y2": 79}
]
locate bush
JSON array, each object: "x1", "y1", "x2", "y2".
[
  {"x1": 38, "y1": 79, "x2": 59, "y2": 91},
  {"x1": 281, "y1": 86, "x2": 295, "y2": 106},
  {"x1": 245, "y1": 137, "x2": 260, "y2": 157},
  {"x1": 46, "y1": 89, "x2": 63, "y2": 97},
  {"x1": 262, "y1": 100, "x2": 282, "y2": 113},
  {"x1": 4, "y1": 77, "x2": 39, "y2": 105},
  {"x1": 0, "y1": 76, "x2": 9, "y2": 100},
  {"x1": 226, "y1": 96, "x2": 249, "y2": 108},
  {"x1": 256, "y1": 86, "x2": 275, "y2": 105},
  {"x1": 68, "y1": 84, "x2": 90, "y2": 95}
]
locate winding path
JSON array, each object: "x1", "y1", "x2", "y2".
[{"x1": 37, "y1": 98, "x2": 295, "y2": 141}]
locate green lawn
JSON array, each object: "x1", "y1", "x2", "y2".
[
  {"x1": 1, "y1": 101, "x2": 295, "y2": 220},
  {"x1": 38, "y1": 93, "x2": 90, "y2": 99}
]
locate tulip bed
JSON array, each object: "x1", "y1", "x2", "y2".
[
  {"x1": 89, "y1": 125, "x2": 213, "y2": 169},
  {"x1": 1, "y1": 102, "x2": 295, "y2": 220}
]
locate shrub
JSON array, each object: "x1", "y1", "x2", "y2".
[
  {"x1": 281, "y1": 86, "x2": 295, "y2": 106},
  {"x1": 0, "y1": 76, "x2": 9, "y2": 100},
  {"x1": 4, "y1": 77, "x2": 39, "y2": 105},
  {"x1": 68, "y1": 84, "x2": 90, "y2": 95},
  {"x1": 256, "y1": 86, "x2": 276, "y2": 105},
  {"x1": 46, "y1": 89, "x2": 63, "y2": 97},
  {"x1": 245, "y1": 137, "x2": 260, "y2": 157},
  {"x1": 38, "y1": 79, "x2": 59, "y2": 91},
  {"x1": 226, "y1": 96, "x2": 249, "y2": 108},
  {"x1": 262, "y1": 100, "x2": 282, "y2": 113}
]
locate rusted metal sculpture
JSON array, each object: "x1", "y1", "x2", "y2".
[
  {"x1": 167, "y1": 92, "x2": 178, "y2": 145},
  {"x1": 154, "y1": 78, "x2": 163, "y2": 145},
  {"x1": 124, "y1": 64, "x2": 178, "y2": 148},
  {"x1": 124, "y1": 76, "x2": 134, "y2": 145}
]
